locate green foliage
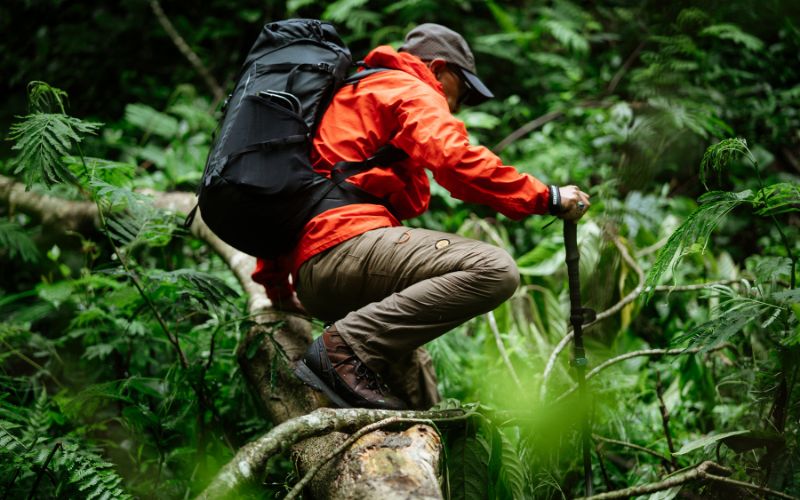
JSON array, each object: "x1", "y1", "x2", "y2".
[
  {"x1": 147, "y1": 268, "x2": 239, "y2": 314},
  {"x1": 2, "y1": 2, "x2": 800, "y2": 499},
  {"x1": 8, "y1": 112, "x2": 101, "y2": 188},
  {"x1": 447, "y1": 434, "x2": 489, "y2": 500},
  {"x1": 26, "y1": 81, "x2": 70, "y2": 114},
  {"x1": 700, "y1": 23, "x2": 765, "y2": 51},
  {"x1": 1, "y1": 83, "x2": 250, "y2": 498},
  {"x1": 124, "y1": 103, "x2": 180, "y2": 140},
  {"x1": 645, "y1": 189, "x2": 752, "y2": 296},
  {"x1": 0, "y1": 392, "x2": 132, "y2": 499},
  {"x1": 699, "y1": 137, "x2": 751, "y2": 188},
  {"x1": 0, "y1": 220, "x2": 39, "y2": 263}
]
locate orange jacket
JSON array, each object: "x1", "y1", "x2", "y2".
[{"x1": 253, "y1": 46, "x2": 550, "y2": 301}]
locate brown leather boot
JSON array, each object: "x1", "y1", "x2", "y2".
[{"x1": 295, "y1": 326, "x2": 408, "y2": 410}]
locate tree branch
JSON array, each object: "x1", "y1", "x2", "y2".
[
  {"x1": 604, "y1": 41, "x2": 645, "y2": 96},
  {"x1": 593, "y1": 434, "x2": 670, "y2": 463},
  {"x1": 486, "y1": 310, "x2": 523, "y2": 390},
  {"x1": 0, "y1": 176, "x2": 97, "y2": 231},
  {"x1": 149, "y1": 0, "x2": 224, "y2": 102},
  {"x1": 655, "y1": 372, "x2": 679, "y2": 471},
  {"x1": 493, "y1": 109, "x2": 566, "y2": 154},
  {"x1": 578, "y1": 460, "x2": 797, "y2": 500},
  {"x1": 26, "y1": 441, "x2": 61, "y2": 500},
  {"x1": 552, "y1": 344, "x2": 734, "y2": 404}
]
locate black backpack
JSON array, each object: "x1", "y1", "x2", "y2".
[{"x1": 192, "y1": 19, "x2": 405, "y2": 259}]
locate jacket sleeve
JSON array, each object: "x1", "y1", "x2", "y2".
[
  {"x1": 252, "y1": 257, "x2": 294, "y2": 303},
  {"x1": 389, "y1": 90, "x2": 550, "y2": 220}
]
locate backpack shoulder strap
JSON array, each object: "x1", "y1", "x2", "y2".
[
  {"x1": 330, "y1": 145, "x2": 407, "y2": 182},
  {"x1": 342, "y1": 64, "x2": 394, "y2": 86}
]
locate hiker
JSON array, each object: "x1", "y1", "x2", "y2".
[{"x1": 252, "y1": 23, "x2": 590, "y2": 410}]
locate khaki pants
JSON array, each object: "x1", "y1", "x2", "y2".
[{"x1": 296, "y1": 226, "x2": 519, "y2": 409}]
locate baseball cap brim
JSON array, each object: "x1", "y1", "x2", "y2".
[{"x1": 456, "y1": 66, "x2": 494, "y2": 106}]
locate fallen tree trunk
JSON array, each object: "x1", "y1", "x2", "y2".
[
  {"x1": 199, "y1": 407, "x2": 460, "y2": 499},
  {"x1": 0, "y1": 175, "x2": 447, "y2": 498}
]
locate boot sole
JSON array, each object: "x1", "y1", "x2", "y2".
[{"x1": 294, "y1": 360, "x2": 353, "y2": 409}]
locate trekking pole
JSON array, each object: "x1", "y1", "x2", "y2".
[{"x1": 563, "y1": 219, "x2": 594, "y2": 497}]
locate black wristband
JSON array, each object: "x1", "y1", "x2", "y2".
[{"x1": 548, "y1": 185, "x2": 563, "y2": 215}]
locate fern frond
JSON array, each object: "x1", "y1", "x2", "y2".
[
  {"x1": 148, "y1": 268, "x2": 238, "y2": 313},
  {"x1": 104, "y1": 200, "x2": 180, "y2": 250},
  {"x1": 700, "y1": 23, "x2": 765, "y2": 51},
  {"x1": 27, "y1": 81, "x2": 69, "y2": 114},
  {"x1": 676, "y1": 7, "x2": 710, "y2": 30},
  {"x1": 650, "y1": 34, "x2": 700, "y2": 58},
  {"x1": 753, "y1": 182, "x2": 800, "y2": 217},
  {"x1": 61, "y1": 381, "x2": 132, "y2": 420},
  {"x1": 0, "y1": 421, "x2": 24, "y2": 455},
  {"x1": 20, "y1": 389, "x2": 52, "y2": 447},
  {"x1": 323, "y1": 0, "x2": 367, "y2": 20},
  {"x1": 675, "y1": 291, "x2": 784, "y2": 350},
  {"x1": 167, "y1": 103, "x2": 217, "y2": 132},
  {"x1": 8, "y1": 113, "x2": 101, "y2": 188},
  {"x1": 699, "y1": 137, "x2": 751, "y2": 188},
  {"x1": 88, "y1": 179, "x2": 146, "y2": 211},
  {"x1": 543, "y1": 19, "x2": 589, "y2": 56},
  {"x1": 748, "y1": 255, "x2": 792, "y2": 283},
  {"x1": 0, "y1": 220, "x2": 40, "y2": 263},
  {"x1": 644, "y1": 190, "x2": 753, "y2": 298},
  {"x1": 65, "y1": 156, "x2": 136, "y2": 187},
  {"x1": 648, "y1": 98, "x2": 733, "y2": 139},
  {"x1": 486, "y1": 0, "x2": 519, "y2": 34},
  {"x1": 55, "y1": 442, "x2": 132, "y2": 500}
]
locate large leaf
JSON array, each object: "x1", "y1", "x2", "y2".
[
  {"x1": 674, "y1": 430, "x2": 749, "y2": 455},
  {"x1": 124, "y1": 103, "x2": 179, "y2": 139},
  {"x1": 517, "y1": 239, "x2": 565, "y2": 276},
  {"x1": 449, "y1": 435, "x2": 490, "y2": 500},
  {"x1": 497, "y1": 431, "x2": 528, "y2": 499}
]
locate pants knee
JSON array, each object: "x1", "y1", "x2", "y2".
[{"x1": 481, "y1": 247, "x2": 520, "y2": 306}]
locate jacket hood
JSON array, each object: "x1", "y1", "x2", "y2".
[{"x1": 363, "y1": 45, "x2": 444, "y2": 96}]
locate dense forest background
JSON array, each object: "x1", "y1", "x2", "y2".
[{"x1": 1, "y1": 0, "x2": 799, "y2": 498}]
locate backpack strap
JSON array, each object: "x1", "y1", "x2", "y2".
[
  {"x1": 295, "y1": 145, "x2": 409, "y2": 229},
  {"x1": 221, "y1": 134, "x2": 308, "y2": 171},
  {"x1": 316, "y1": 67, "x2": 409, "y2": 219},
  {"x1": 330, "y1": 145, "x2": 408, "y2": 184}
]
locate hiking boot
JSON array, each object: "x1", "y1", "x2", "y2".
[{"x1": 295, "y1": 326, "x2": 408, "y2": 410}]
